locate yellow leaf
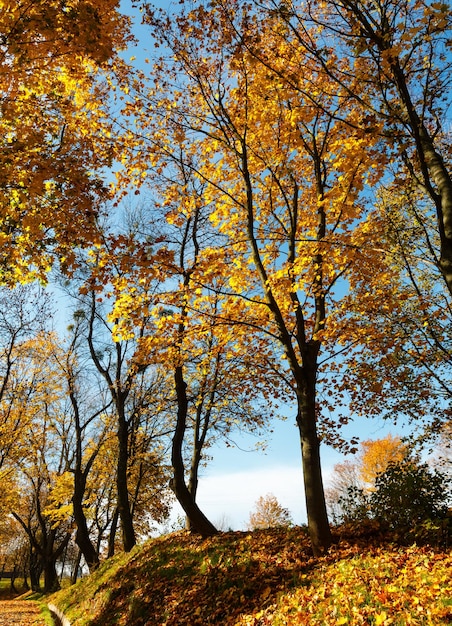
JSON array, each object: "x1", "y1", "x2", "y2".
[{"x1": 375, "y1": 611, "x2": 387, "y2": 625}]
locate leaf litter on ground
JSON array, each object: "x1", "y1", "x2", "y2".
[{"x1": 49, "y1": 525, "x2": 452, "y2": 625}]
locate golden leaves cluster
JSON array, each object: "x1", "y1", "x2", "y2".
[{"x1": 0, "y1": 0, "x2": 131, "y2": 283}]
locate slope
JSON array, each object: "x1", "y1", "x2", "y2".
[{"x1": 49, "y1": 526, "x2": 451, "y2": 625}]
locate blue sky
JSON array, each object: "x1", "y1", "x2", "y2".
[{"x1": 191, "y1": 410, "x2": 400, "y2": 530}]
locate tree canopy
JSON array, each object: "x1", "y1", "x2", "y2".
[{"x1": 0, "y1": 0, "x2": 451, "y2": 564}]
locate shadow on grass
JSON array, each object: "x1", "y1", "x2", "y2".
[{"x1": 55, "y1": 527, "x2": 317, "y2": 626}]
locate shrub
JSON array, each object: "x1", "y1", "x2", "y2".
[
  {"x1": 370, "y1": 460, "x2": 450, "y2": 532},
  {"x1": 337, "y1": 485, "x2": 370, "y2": 524}
]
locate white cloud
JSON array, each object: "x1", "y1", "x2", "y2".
[
  {"x1": 159, "y1": 459, "x2": 342, "y2": 534},
  {"x1": 195, "y1": 465, "x2": 307, "y2": 530}
]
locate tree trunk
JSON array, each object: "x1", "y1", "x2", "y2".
[
  {"x1": 107, "y1": 506, "x2": 120, "y2": 558},
  {"x1": 188, "y1": 431, "x2": 202, "y2": 501},
  {"x1": 296, "y1": 344, "x2": 332, "y2": 556},
  {"x1": 116, "y1": 401, "x2": 136, "y2": 552},
  {"x1": 185, "y1": 431, "x2": 203, "y2": 531},
  {"x1": 43, "y1": 560, "x2": 59, "y2": 593},
  {"x1": 29, "y1": 551, "x2": 42, "y2": 592},
  {"x1": 42, "y1": 532, "x2": 70, "y2": 593},
  {"x1": 297, "y1": 392, "x2": 332, "y2": 555},
  {"x1": 72, "y1": 475, "x2": 99, "y2": 571},
  {"x1": 172, "y1": 366, "x2": 217, "y2": 537}
]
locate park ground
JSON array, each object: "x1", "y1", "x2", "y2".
[
  {"x1": 43, "y1": 524, "x2": 452, "y2": 625},
  {"x1": 0, "y1": 590, "x2": 56, "y2": 626}
]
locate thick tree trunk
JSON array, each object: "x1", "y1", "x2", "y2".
[
  {"x1": 73, "y1": 504, "x2": 99, "y2": 571},
  {"x1": 290, "y1": 339, "x2": 332, "y2": 556},
  {"x1": 41, "y1": 532, "x2": 70, "y2": 593},
  {"x1": 172, "y1": 366, "x2": 217, "y2": 537},
  {"x1": 296, "y1": 385, "x2": 332, "y2": 556},
  {"x1": 242, "y1": 148, "x2": 332, "y2": 554},
  {"x1": 29, "y1": 552, "x2": 42, "y2": 592},
  {"x1": 117, "y1": 403, "x2": 136, "y2": 552},
  {"x1": 72, "y1": 475, "x2": 99, "y2": 571},
  {"x1": 43, "y1": 560, "x2": 59, "y2": 593}
]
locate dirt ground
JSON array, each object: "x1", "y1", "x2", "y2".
[{"x1": 0, "y1": 600, "x2": 46, "y2": 625}]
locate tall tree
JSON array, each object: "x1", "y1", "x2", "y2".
[
  {"x1": 331, "y1": 184, "x2": 452, "y2": 437},
  {"x1": 46, "y1": 323, "x2": 112, "y2": 572},
  {"x1": 116, "y1": 2, "x2": 391, "y2": 554},
  {"x1": 77, "y1": 281, "x2": 171, "y2": 552},
  {"x1": 258, "y1": 0, "x2": 452, "y2": 293},
  {"x1": 4, "y1": 333, "x2": 73, "y2": 592},
  {"x1": 105, "y1": 184, "x2": 282, "y2": 536},
  {"x1": 0, "y1": 285, "x2": 52, "y2": 467}
]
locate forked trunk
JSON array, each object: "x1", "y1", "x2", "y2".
[
  {"x1": 73, "y1": 474, "x2": 99, "y2": 571},
  {"x1": 172, "y1": 366, "x2": 217, "y2": 537}
]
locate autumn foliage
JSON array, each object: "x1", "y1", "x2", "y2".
[
  {"x1": 0, "y1": 0, "x2": 131, "y2": 281},
  {"x1": 2, "y1": 0, "x2": 452, "y2": 584},
  {"x1": 248, "y1": 494, "x2": 293, "y2": 530},
  {"x1": 49, "y1": 527, "x2": 452, "y2": 625}
]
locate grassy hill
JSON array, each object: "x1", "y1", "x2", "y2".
[{"x1": 49, "y1": 526, "x2": 451, "y2": 625}]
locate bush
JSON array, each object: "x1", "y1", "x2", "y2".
[
  {"x1": 337, "y1": 485, "x2": 370, "y2": 524},
  {"x1": 370, "y1": 460, "x2": 450, "y2": 532}
]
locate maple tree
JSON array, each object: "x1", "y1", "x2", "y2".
[
  {"x1": 0, "y1": 285, "x2": 52, "y2": 468},
  {"x1": 206, "y1": 0, "x2": 452, "y2": 444},
  {"x1": 98, "y1": 187, "x2": 279, "y2": 535},
  {"x1": 0, "y1": 333, "x2": 74, "y2": 592},
  {"x1": 114, "y1": 0, "x2": 398, "y2": 555},
  {"x1": 201, "y1": 0, "x2": 452, "y2": 442},
  {"x1": 0, "y1": 287, "x2": 62, "y2": 590},
  {"x1": 333, "y1": 184, "x2": 452, "y2": 437},
  {"x1": 3, "y1": 0, "x2": 451, "y2": 576},
  {"x1": 253, "y1": 0, "x2": 452, "y2": 295},
  {"x1": 0, "y1": 514, "x2": 30, "y2": 592},
  {"x1": 70, "y1": 273, "x2": 173, "y2": 552},
  {"x1": 0, "y1": 280, "x2": 171, "y2": 578},
  {"x1": 44, "y1": 321, "x2": 112, "y2": 572},
  {"x1": 248, "y1": 493, "x2": 293, "y2": 530},
  {"x1": 12, "y1": 471, "x2": 72, "y2": 593},
  {"x1": 159, "y1": 208, "x2": 280, "y2": 536},
  {"x1": 358, "y1": 435, "x2": 408, "y2": 489}
]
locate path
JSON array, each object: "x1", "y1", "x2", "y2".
[{"x1": 0, "y1": 600, "x2": 47, "y2": 625}]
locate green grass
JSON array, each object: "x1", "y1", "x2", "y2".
[{"x1": 48, "y1": 527, "x2": 452, "y2": 625}]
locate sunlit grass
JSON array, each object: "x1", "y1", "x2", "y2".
[{"x1": 48, "y1": 527, "x2": 452, "y2": 625}]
